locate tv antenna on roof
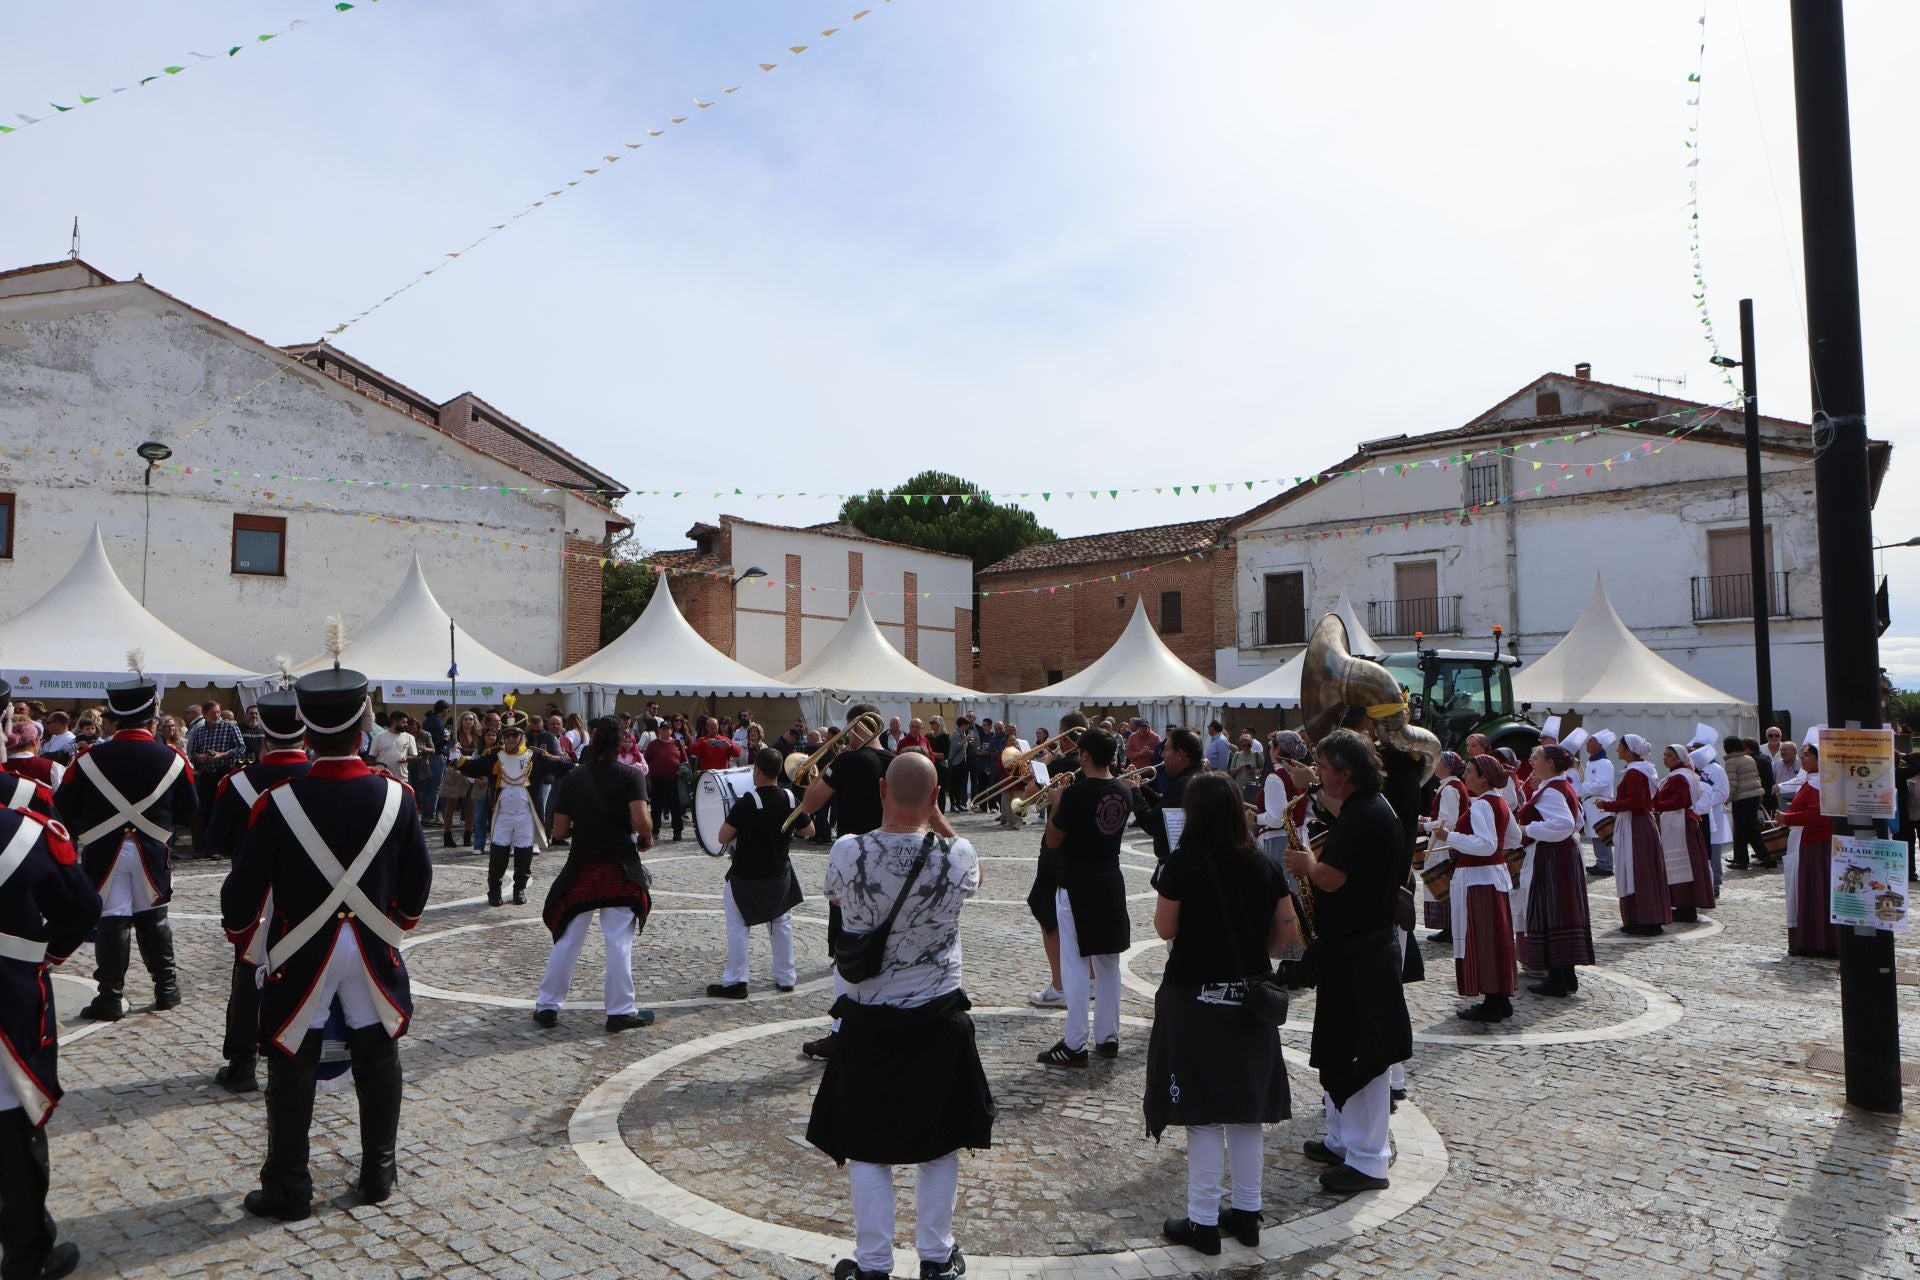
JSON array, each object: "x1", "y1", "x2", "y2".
[
  {"x1": 1633, "y1": 372, "x2": 1687, "y2": 396},
  {"x1": 67, "y1": 216, "x2": 80, "y2": 259}
]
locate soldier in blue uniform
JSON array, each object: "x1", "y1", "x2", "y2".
[
  {"x1": 0, "y1": 775, "x2": 103, "y2": 1280},
  {"x1": 201, "y1": 690, "x2": 311, "y2": 1096},
  {"x1": 52, "y1": 663, "x2": 197, "y2": 1022},
  {"x1": 222, "y1": 665, "x2": 433, "y2": 1222}
]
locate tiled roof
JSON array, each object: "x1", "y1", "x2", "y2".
[
  {"x1": 719, "y1": 515, "x2": 972, "y2": 561},
  {"x1": 651, "y1": 546, "x2": 729, "y2": 575},
  {"x1": 981, "y1": 517, "x2": 1230, "y2": 576}
]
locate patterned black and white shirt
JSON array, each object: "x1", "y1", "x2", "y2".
[{"x1": 825, "y1": 829, "x2": 980, "y2": 1008}]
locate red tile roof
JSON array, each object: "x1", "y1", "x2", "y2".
[{"x1": 981, "y1": 517, "x2": 1229, "y2": 576}]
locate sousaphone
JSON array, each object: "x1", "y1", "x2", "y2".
[{"x1": 1300, "y1": 613, "x2": 1442, "y2": 785}]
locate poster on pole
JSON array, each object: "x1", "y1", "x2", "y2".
[
  {"x1": 1817, "y1": 727, "x2": 1896, "y2": 819},
  {"x1": 1829, "y1": 835, "x2": 1908, "y2": 931}
]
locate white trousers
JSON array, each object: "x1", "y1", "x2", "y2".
[
  {"x1": 307, "y1": 929, "x2": 387, "y2": 1030},
  {"x1": 536, "y1": 908, "x2": 638, "y2": 1015},
  {"x1": 101, "y1": 838, "x2": 151, "y2": 918},
  {"x1": 849, "y1": 1152, "x2": 960, "y2": 1273},
  {"x1": 1055, "y1": 888, "x2": 1119, "y2": 1053},
  {"x1": 1389, "y1": 928, "x2": 1408, "y2": 1093},
  {"x1": 1186, "y1": 1122, "x2": 1263, "y2": 1224},
  {"x1": 722, "y1": 881, "x2": 795, "y2": 987},
  {"x1": 490, "y1": 804, "x2": 536, "y2": 850},
  {"x1": 1321, "y1": 1070, "x2": 1393, "y2": 1180}
]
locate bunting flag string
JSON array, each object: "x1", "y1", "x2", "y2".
[
  {"x1": 29, "y1": 411, "x2": 1727, "y2": 600},
  {"x1": 0, "y1": 2, "x2": 381, "y2": 139},
  {"x1": 169, "y1": 1, "x2": 893, "y2": 448},
  {"x1": 84, "y1": 401, "x2": 1736, "y2": 505},
  {"x1": 1686, "y1": 9, "x2": 1740, "y2": 398}
]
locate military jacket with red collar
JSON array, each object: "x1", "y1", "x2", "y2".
[
  {"x1": 0, "y1": 766, "x2": 58, "y2": 820},
  {"x1": 0, "y1": 808, "x2": 103, "y2": 1127},
  {"x1": 201, "y1": 750, "x2": 313, "y2": 861}
]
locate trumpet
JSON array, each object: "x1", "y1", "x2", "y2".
[
  {"x1": 1010, "y1": 771, "x2": 1073, "y2": 819},
  {"x1": 970, "y1": 727, "x2": 1085, "y2": 811},
  {"x1": 781, "y1": 711, "x2": 886, "y2": 833},
  {"x1": 1114, "y1": 764, "x2": 1157, "y2": 789}
]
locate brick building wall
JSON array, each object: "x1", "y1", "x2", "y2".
[
  {"x1": 954, "y1": 606, "x2": 974, "y2": 685},
  {"x1": 561, "y1": 536, "x2": 609, "y2": 666},
  {"x1": 976, "y1": 551, "x2": 1234, "y2": 693}
]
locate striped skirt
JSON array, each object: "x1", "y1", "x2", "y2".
[
  {"x1": 1454, "y1": 884, "x2": 1516, "y2": 997},
  {"x1": 1519, "y1": 837, "x2": 1596, "y2": 970},
  {"x1": 1617, "y1": 812, "x2": 1671, "y2": 927},
  {"x1": 1787, "y1": 834, "x2": 1840, "y2": 954},
  {"x1": 1669, "y1": 815, "x2": 1718, "y2": 910}
]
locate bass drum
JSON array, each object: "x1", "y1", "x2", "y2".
[{"x1": 693, "y1": 767, "x2": 756, "y2": 857}]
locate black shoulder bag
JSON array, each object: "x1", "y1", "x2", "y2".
[
  {"x1": 1191, "y1": 844, "x2": 1290, "y2": 1027},
  {"x1": 832, "y1": 831, "x2": 940, "y2": 984}
]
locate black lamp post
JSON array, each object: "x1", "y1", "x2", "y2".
[{"x1": 135, "y1": 441, "x2": 172, "y2": 604}]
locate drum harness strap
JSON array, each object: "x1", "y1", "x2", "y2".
[
  {"x1": 75, "y1": 750, "x2": 184, "y2": 847},
  {"x1": 4, "y1": 776, "x2": 34, "y2": 813},
  {"x1": 0, "y1": 820, "x2": 50, "y2": 963},
  {"x1": 265, "y1": 780, "x2": 404, "y2": 974}
]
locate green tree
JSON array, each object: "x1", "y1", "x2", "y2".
[
  {"x1": 600, "y1": 532, "x2": 657, "y2": 647},
  {"x1": 838, "y1": 471, "x2": 1055, "y2": 572}
]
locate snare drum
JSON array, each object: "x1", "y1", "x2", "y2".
[
  {"x1": 1419, "y1": 861, "x2": 1454, "y2": 905},
  {"x1": 1761, "y1": 824, "x2": 1789, "y2": 860},
  {"x1": 693, "y1": 767, "x2": 757, "y2": 857},
  {"x1": 1592, "y1": 813, "x2": 1616, "y2": 844}
]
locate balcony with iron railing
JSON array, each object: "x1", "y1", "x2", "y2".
[
  {"x1": 1246, "y1": 607, "x2": 1309, "y2": 649},
  {"x1": 1691, "y1": 572, "x2": 1790, "y2": 622},
  {"x1": 1367, "y1": 595, "x2": 1462, "y2": 638}
]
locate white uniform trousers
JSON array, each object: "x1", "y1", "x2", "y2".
[
  {"x1": 1186, "y1": 1122, "x2": 1263, "y2": 1225},
  {"x1": 1054, "y1": 887, "x2": 1120, "y2": 1053},
  {"x1": 101, "y1": 837, "x2": 152, "y2": 918},
  {"x1": 849, "y1": 1152, "x2": 960, "y2": 1274},
  {"x1": 1389, "y1": 926, "x2": 1409, "y2": 1093},
  {"x1": 1320, "y1": 1070, "x2": 1394, "y2": 1180},
  {"x1": 536, "y1": 908, "x2": 638, "y2": 1015},
  {"x1": 722, "y1": 881, "x2": 795, "y2": 988},
  {"x1": 307, "y1": 929, "x2": 388, "y2": 1031},
  {"x1": 490, "y1": 800, "x2": 536, "y2": 850}
]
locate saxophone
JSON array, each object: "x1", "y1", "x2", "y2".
[{"x1": 1286, "y1": 794, "x2": 1319, "y2": 946}]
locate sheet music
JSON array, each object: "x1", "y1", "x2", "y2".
[
  {"x1": 1030, "y1": 761, "x2": 1051, "y2": 788},
  {"x1": 1163, "y1": 809, "x2": 1187, "y2": 851}
]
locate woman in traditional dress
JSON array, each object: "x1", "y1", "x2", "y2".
[
  {"x1": 1515, "y1": 745, "x2": 1596, "y2": 996},
  {"x1": 1418, "y1": 751, "x2": 1469, "y2": 943},
  {"x1": 1598, "y1": 734, "x2": 1671, "y2": 935},
  {"x1": 1653, "y1": 745, "x2": 1716, "y2": 921},
  {"x1": 1146, "y1": 772, "x2": 1297, "y2": 1256},
  {"x1": 1780, "y1": 741, "x2": 1840, "y2": 958},
  {"x1": 1433, "y1": 754, "x2": 1517, "y2": 1022}
]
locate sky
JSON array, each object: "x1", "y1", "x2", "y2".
[{"x1": 2, "y1": 1, "x2": 1917, "y2": 674}]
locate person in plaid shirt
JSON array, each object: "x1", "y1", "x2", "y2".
[{"x1": 188, "y1": 703, "x2": 246, "y2": 856}]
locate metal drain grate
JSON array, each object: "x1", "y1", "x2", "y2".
[{"x1": 1805, "y1": 1045, "x2": 1920, "y2": 1085}]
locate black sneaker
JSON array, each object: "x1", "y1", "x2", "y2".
[
  {"x1": 1093, "y1": 1037, "x2": 1119, "y2": 1060},
  {"x1": 919, "y1": 1244, "x2": 966, "y2": 1280},
  {"x1": 705, "y1": 982, "x2": 749, "y2": 1000},
  {"x1": 605, "y1": 1011, "x2": 655, "y2": 1033},
  {"x1": 776, "y1": 984, "x2": 796, "y2": 993},
  {"x1": 1319, "y1": 1163, "x2": 1390, "y2": 1195},
  {"x1": 1161, "y1": 1216, "x2": 1220, "y2": 1256},
  {"x1": 803, "y1": 1032, "x2": 838, "y2": 1061},
  {"x1": 1389, "y1": 1087, "x2": 1408, "y2": 1102},
  {"x1": 1036, "y1": 1039, "x2": 1089, "y2": 1068},
  {"x1": 1219, "y1": 1206, "x2": 1261, "y2": 1247},
  {"x1": 532, "y1": 1008, "x2": 558, "y2": 1028},
  {"x1": 214, "y1": 1061, "x2": 259, "y2": 1094},
  {"x1": 1302, "y1": 1138, "x2": 1342, "y2": 1166},
  {"x1": 833, "y1": 1260, "x2": 889, "y2": 1280}
]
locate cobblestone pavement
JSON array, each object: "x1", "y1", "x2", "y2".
[{"x1": 41, "y1": 811, "x2": 1920, "y2": 1279}]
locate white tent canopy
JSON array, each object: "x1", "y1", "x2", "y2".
[
  {"x1": 1514, "y1": 575, "x2": 1758, "y2": 745},
  {"x1": 1009, "y1": 598, "x2": 1223, "y2": 725},
  {"x1": 294, "y1": 552, "x2": 572, "y2": 700},
  {"x1": 781, "y1": 596, "x2": 977, "y2": 724},
  {"x1": 555, "y1": 577, "x2": 807, "y2": 703},
  {"x1": 0, "y1": 525, "x2": 257, "y2": 693},
  {"x1": 1217, "y1": 593, "x2": 1385, "y2": 709}
]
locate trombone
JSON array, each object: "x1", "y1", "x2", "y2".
[
  {"x1": 1009, "y1": 771, "x2": 1072, "y2": 819},
  {"x1": 969, "y1": 726, "x2": 1085, "y2": 812},
  {"x1": 780, "y1": 711, "x2": 886, "y2": 833}
]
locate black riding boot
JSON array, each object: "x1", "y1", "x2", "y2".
[
  {"x1": 82, "y1": 917, "x2": 132, "y2": 1021},
  {"x1": 512, "y1": 847, "x2": 534, "y2": 905},
  {"x1": 132, "y1": 908, "x2": 180, "y2": 1009},
  {"x1": 349, "y1": 1027, "x2": 403, "y2": 1203},
  {"x1": 0, "y1": 1107, "x2": 77, "y2": 1280},
  {"x1": 246, "y1": 1031, "x2": 322, "y2": 1222},
  {"x1": 487, "y1": 845, "x2": 510, "y2": 905},
  {"x1": 217, "y1": 958, "x2": 260, "y2": 1092}
]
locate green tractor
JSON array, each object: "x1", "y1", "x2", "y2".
[{"x1": 1378, "y1": 627, "x2": 1541, "y2": 757}]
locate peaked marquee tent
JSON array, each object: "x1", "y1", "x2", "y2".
[
  {"x1": 781, "y1": 595, "x2": 978, "y2": 724},
  {"x1": 293, "y1": 552, "x2": 570, "y2": 701},
  {"x1": 0, "y1": 525, "x2": 257, "y2": 695},
  {"x1": 1009, "y1": 597, "x2": 1224, "y2": 725},
  {"x1": 1218, "y1": 592, "x2": 1386, "y2": 709},
  {"x1": 556, "y1": 577, "x2": 807, "y2": 713},
  {"x1": 1513, "y1": 575, "x2": 1758, "y2": 745}
]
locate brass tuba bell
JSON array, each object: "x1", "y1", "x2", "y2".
[{"x1": 1299, "y1": 613, "x2": 1441, "y2": 784}]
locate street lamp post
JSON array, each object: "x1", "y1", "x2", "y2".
[
  {"x1": 1711, "y1": 299, "x2": 1774, "y2": 727},
  {"x1": 135, "y1": 440, "x2": 173, "y2": 605}
]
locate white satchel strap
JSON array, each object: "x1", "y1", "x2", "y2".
[
  {"x1": 230, "y1": 771, "x2": 261, "y2": 811},
  {"x1": 0, "y1": 821, "x2": 49, "y2": 965},
  {"x1": 266, "y1": 781, "x2": 404, "y2": 972},
  {"x1": 75, "y1": 750, "x2": 183, "y2": 846},
  {"x1": 4, "y1": 777, "x2": 33, "y2": 812}
]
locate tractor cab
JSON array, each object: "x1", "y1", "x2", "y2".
[{"x1": 1378, "y1": 627, "x2": 1540, "y2": 756}]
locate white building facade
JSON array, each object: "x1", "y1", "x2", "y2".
[
  {"x1": 1217, "y1": 369, "x2": 1889, "y2": 730},
  {"x1": 0, "y1": 260, "x2": 627, "y2": 676}
]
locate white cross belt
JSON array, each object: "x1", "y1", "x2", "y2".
[
  {"x1": 0, "y1": 819, "x2": 49, "y2": 964},
  {"x1": 74, "y1": 751, "x2": 183, "y2": 847},
  {"x1": 265, "y1": 781, "x2": 405, "y2": 973}
]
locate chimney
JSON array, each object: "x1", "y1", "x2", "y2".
[{"x1": 1574, "y1": 361, "x2": 1592, "y2": 380}]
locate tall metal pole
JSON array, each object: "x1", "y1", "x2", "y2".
[
  {"x1": 1738, "y1": 300, "x2": 1775, "y2": 726},
  {"x1": 1790, "y1": 0, "x2": 1900, "y2": 1113}
]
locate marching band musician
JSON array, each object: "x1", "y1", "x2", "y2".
[
  {"x1": 1597, "y1": 735, "x2": 1671, "y2": 935},
  {"x1": 1036, "y1": 728, "x2": 1131, "y2": 1068},
  {"x1": 1513, "y1": 745, "x2": 1595, "y2": 998},
  {"x1": 199, "y1": 690, "x2": 312, "y2": 1095},
  {"x1": 1024, "y1": 713, "x2": 1087, "y2": 1011},
  {"x1": 0, "y1": 779, "x2": 100, "y2": 1280},
  {"x1": 1419, "y1": 752, "x2": 1468, "y2": 944},
  {"x1": 459, "y1": 709, "x2": 572, "y2": 906},
  {"x1": 1653, "y1": 746, "x2": 1716, "y2": 923},
  {"x1": 1, "y1": 685, "x2": 59, "y2": 822},
  {"x1": 222, "y1": 664, "x2": 433, "y2": 1221},
  {"x1": 1431, "y1": 755, "x2": 1518, "y2": 1023},
  {"x1": 53, "y1": 656, "x2": 197, "y2": 1022},
  {"x1": 1577, "y1": 730, "x2": 1618, "y2": 878},
  {"x1": 707, "y1": 745, "x2": 810, "y2": 1000}
]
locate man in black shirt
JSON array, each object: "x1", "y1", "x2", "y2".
[
  {"x1": 796, "y1": 705, "x2": 955, "y2": 1061},
  {"x1": 709, "y1": 747, "x2": 811, "y2": 999},
  {"x1": 1024, "y1": 713, "x2": 1087, "y2": 1009},
  {"x1": 1037, "y1": 728, "x2": 1131, "y2": 1068},
  {"x1": 1283, "y1": 729, "x2": 1412, "y2": 1196}
]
